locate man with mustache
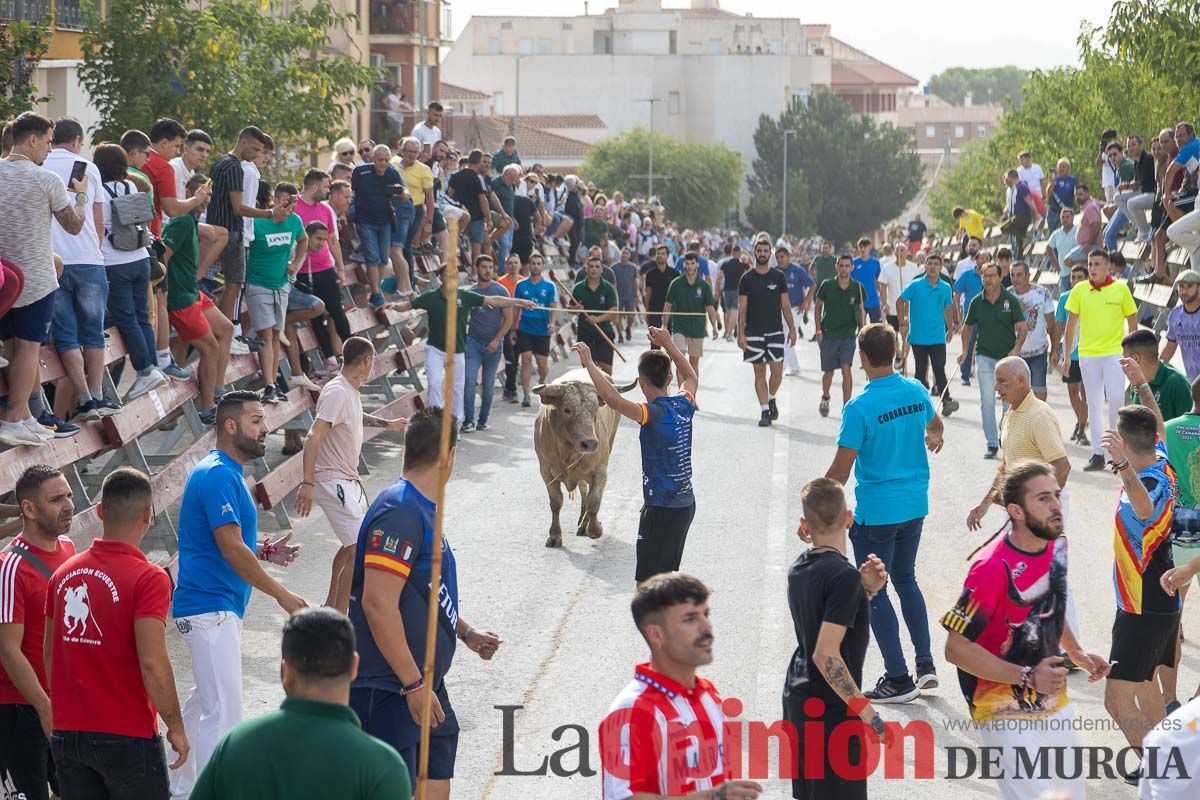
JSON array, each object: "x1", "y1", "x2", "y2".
[
  {"x1": 169, "y1": 390, "x2": 307, "y2": 796},
  {"x1": 599, "y1": 573, "x2": 763, "y2": 799},
  {"x1": 943, "y1": 460, "x2": 1109, "y2": 800}
]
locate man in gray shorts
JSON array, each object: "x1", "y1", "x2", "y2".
[
  {"x1": 610, "y1": 246, "x2": 639, "y2": 342},
  {"x1": 813, "y1": 254, "x2": 866, "y2": 417}
]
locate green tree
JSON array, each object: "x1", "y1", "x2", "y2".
[
  {"x1": 928, "y1": 66, "x2": 1028, "y2": 107},
  {"x1": 0, "y1": 19, "x2": 52, "y2": 120},
  {"x1": 79, "y1": 0, "x2": 378, "y2": 155},
  {"x1": 583, "y1": 128, "x2": 742, "y2": 230},
  {"x1": 748, "y1": 92, "x2": 921, "y2": 244}
]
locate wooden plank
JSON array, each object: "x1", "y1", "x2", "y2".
[
  {"x1": 378, "y1": 307, "x2": 420, "y2": 329},
  {"x1": 1029, "y1": 241, "x2": 1048, "y2": 257},
  {"x1": 1120, "y1": 241, "x2": 1149, "y2": 262},
  {"x1": 254, "y1": 391, "x2": 423, "y2": 510},
  {"x1": 1036, "y1": 270, "x2": 1060, "y2": 289},
  {"x1": 1168, "y1": 247, "x2": 1191, "y2": 267},
  {"x1": 101, "y1": 379, "x2": 203, "y2": 448},
  {"x1": 395, "y1": 343, "x2": 426, "y2": 372},
  {"x1": 0, "y1": 421, "x2": 109, "y2": 496},
  {"x1": 347, "y1": 306, "x2": 383, "y2": 334},
  {"x1": 1133, "y1": 284, "x2": 1175, "y2": 307}
]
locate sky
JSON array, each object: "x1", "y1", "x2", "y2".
[{"x1": 444, "y1": 0, "x2": 1117, "y2": 84}]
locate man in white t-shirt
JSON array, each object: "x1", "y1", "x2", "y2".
[
  {"x1": 170, "y1": 129, "x2": 213, "y2": 200},
  {"x1": 954, "y1": 236, "x2": 982, "y2": 281},
  {"x1": 881, "y1": 245, "x2": 921, "y2": 371},
  {"x1": 1017, "y1": 151, "x2": 1047, "y2": 204},
  {"x1": 294, "y1": 337, "x2": 408, "y2": 612},
  {"x1": 1010, "y1": 261, "x2": 1058, "y2": 400},
  {"x1": 409, "y1": 101, "x2": 443, "y2": 155}
]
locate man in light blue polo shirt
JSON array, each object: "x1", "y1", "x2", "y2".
[
  {"x1": 513, "y1": 252, "x2": 559, "y2": 407},
  {"x1": 898, "y1": 252, "x2": 959, "y2": 416},
  {"x1": 953, "y1": 257, "x2": 984, "y2": 385},
  {"x1": 170, "y1": 390, "x2": 308, "y2": 796},
  {"x1": 826, "y1": 324, "x2": 945, "y2": 705}
]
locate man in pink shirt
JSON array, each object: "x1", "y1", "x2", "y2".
[
  {"x1": 1065, "y1": 183, "x2": 1104, "y2": 270},
  {"x1": 294, "y1": 169, "x2": 350, "y2": 377},
  {"x1": 293, "y1": 336, "x2": 408, "y2": 611}
]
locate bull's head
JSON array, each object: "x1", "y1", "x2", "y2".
[
  {"x1": 533, "y1": 378, "x2": 637, "y2": 454},
  {"x1": 1002, "y1": 559, "x2": 1050, "y2": 608}
]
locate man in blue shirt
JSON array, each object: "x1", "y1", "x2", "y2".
[
  {"x1": 1047, "y1": 158, "x2": 1077, "y2": 234},
  {"x1": 953, "y1": 257, "x2": 984, "y2": 384},
  {"x1": 351, "y1": 145, "x2": 407, "y2": 309},
  {"x1": 851, "y1": 237, "x2": 883, "y2": 323},
  {"x1": 171, "y1": 390, "x2": 307, "y2": 796},
  {"x1": 575, "y1": 326, "x2": 699, "y2": 583},
  {"x1": 674, "y1": 240, "x2": 711, "y2": 286},
  {"x1": 825, "y1": 324, "x2": 945, "y2": 704},
  {"x1": 349, "y1": 407, "x2": 501, "y2": 793},
  {"x1": 779, "y1": 246, "x2": 814, "y2": 376},
  {"x1": 1001, "y1": 169, "x2": 1034, "y2": 257},
  {"x1": 1167, "y1": 122, "x2": 1200, "y2": 271},
  {"x1": 513, "y1": 252, "x2": 559, "y2": 408},
  {"x1": 898, "y1": 253, "x2": 959, "y2": 416}
]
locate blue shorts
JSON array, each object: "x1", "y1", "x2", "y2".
[
  {"x1": 431, "y1": 206, "x2": 446, "y2": 235},
  {"x1": 356, "y1": 221, "x2": 391, "y2": 266},
  {"x1": 390, "y1": 201, "x2": 415, "y2": 247},
  {"x1": 467, "y1": 219, "x2": 486, "y2": 244},
  {"x1": 0, "y1": 290, "x2": 56, "y2": 344},
  {"x1": 350, "y1": 685, "x2": 458, "y2": 783},
  {"x1": 722, "y1": 290, "x2": 739, "y2": 311},
  {"x1": 53, "y1": 263, "x2": 109, "y2": 352},
  {"x1": 1022, "y1": 351, "x2": 1048, "y2": 390},
  {"x1": 549, "y1": 211, "x2": 564, "y2": 232},
  {"x1": 286, "y1": 285, "x2": 322, "y2": 312}
]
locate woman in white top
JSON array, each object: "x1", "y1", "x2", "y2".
[
  {"x1": 327, "y1": 137, "x2": 358, "y2": 174},
  {"x1": 94, "y1": 143, "x2": 167, "y2": 399}
]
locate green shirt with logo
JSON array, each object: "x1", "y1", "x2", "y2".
[
  {"x1": 1129, "y1": 361, "x2": 1193, "y2": 422},
  {"x1": 965, "y1": 289, "x2": 1026, "y2": 359},
  {"x1": 246, "y1": 213, "x2": 305, "y2": 290},
  {"x1": 816, "y1": 278, "x2": 866, "y2": 340},
  {"x1": 664, "y1": 275, "x2": 716, "y2": 339},
  {"x1": 572, "y1": 278, "x2": 619, "y2": 340},
  {"x1": 411, "y1": 287, "x2": 486, "y2": 353},
  {"x1": 162, "y1": 213, "x2": 200, "y2": 312}
]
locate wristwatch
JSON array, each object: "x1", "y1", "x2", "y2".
[{"x1": 74, "y1": 191, "x2": 88, "y2": 206}]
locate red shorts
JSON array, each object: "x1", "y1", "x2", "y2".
[
  {"x1": 169, "y1": 293, "x2": 215, "y2": 342},
  {"x1": 908, "y1": 241, "x2": 922, "y2": 255}
]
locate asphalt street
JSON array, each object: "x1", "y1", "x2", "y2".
[{"x1": 165, "y1": 322, "x2": 1198, "y2": 799}]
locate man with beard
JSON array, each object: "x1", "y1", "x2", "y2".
[
  {"x1": 739, "y1": 239, "x2": 797, "y2": 427},
  {"x1": 943, "y1": 460, "x2": 1109, "y2": 800},
  {"x1": 1162, "y1": 270, "x2": 1200, "y2": 384},
  {"x1": 599, "y1": 573, "x2": 763, "y2": 799},
  {"x1": 641, "y1": 243, "x2": 679, "y2": 332},
  {"x1": 170, "y1": 391, "x2": 308, "y2": 796}
]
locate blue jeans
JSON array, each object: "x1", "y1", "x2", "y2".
[
  {"x1": 52, "y1": 263, "x2": 108, "y2": 352},
  {"x1": 977, "y1": 354, "x2": 1001, "y2": 447},
  {"x1": 959, "y1": 325, "x2": 978, "y2": 381},
  {"x1": 51, "y1": 730, "x2": 170, "y2": 800},
  {"x1": 1104, "y1": 207, "x2": 1128, "y2": 251},
  {"x1": 391, "y1": 200, "x2": 415, "y2": 247},
  {"x1": 357, "y1": 220, "x2": 391, "y2": 266},
  {"x1": 849, "y1": 517, "x2": 931, "y2": 679},
  {"x1": 404, "y1": 203, "x2": 425, "y2": 282},
  {"x1": 464, "y1": 336, "x2": 502, "y2": 424},
  {"x1": 496, "y1": 226, "x2": 514, "y2": 266},
  {"x1": 105, "y1": 258, "x2": 156, "y2": 372}
]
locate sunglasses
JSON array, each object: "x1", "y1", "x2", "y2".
[
  {"x1": 339, "y1": 150, "x2": 354, "y2": 156},
  {"x1": 359, "y1": 147, "x2": 373, "y2": 153}
]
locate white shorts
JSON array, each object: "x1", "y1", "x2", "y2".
[
  {"x1": 977, "y1": 705, "x2": 1085, "y2": 800},
  {"x1": 314, "y1": 478, "x2": 369, "y2": 546}
]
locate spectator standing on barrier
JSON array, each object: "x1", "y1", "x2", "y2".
[
  {"x1": 490, "y1": 164, "x2": 520, "y2": 266},
  {"x1": 296, "y1": 170, "x2": 351, "y2": 376},
  {"x1": 1046, "y1": 158, "x2": 1076, "y2": 235},
  {"x1": 446, "y1": 150, "x2": 489, "y2": 266},
  {"x1": 397, "y1": 137, "x2": 434, "y2": 282},
  {"x1": 1056, "y1": 264, "x2": 1091, "y2": 446},
  {"x1": 45, "y1": 467, "x2": 189, "y2": 799},
  {"x1": 497, "y1": 254, "x2": 523, "y2": 403},
  {"x1": 0, "y1": 466, "x2": 76, "y2": 800},
  {"x1": 1122, "y1": 329, "x2": 1193, "y2": 422},
  {"x1": 169, "y1": 391, "x2": 307, "y2": 797},
  {"x1": 1061, "y1": 247, "x2": 1139, "y2": 471},
  {"x1": 1166, "y1": 122, "x2": 1200, "y2": 271},
  {"x1": 296, "y1": 337, "x2": 407, "y2": 613},
  {"x1": 1101, "y1": 141, "x2": 1136, "y2": 252},
  {"x1": 1009, "y1": 261, "x2": 1058, "y2": 401},
  {"x1": 493, "y1": 135, "x2": 521, "y2": 173},
  {"x1": 353, "y1": 144, "x2": 407, "y2": 309},
  {"x1": 1116, "y1": 134, "x2": 1157, "y2": 245},
  {"x1": 44, "y1": 117, "x2": 119, "y2": 428},
  {"x1": 1047, "y1": 208, "x2": 1078, "y2": 291},
  {"x1": 170, "y1": 129, "x2": 213, "y2": 200},
  {"x1": 190, "y1": 608, "x2": 412, "y2": 800},
  {"x1": 410, "y1": 101, "x2": 443, "y2": 154},
  {"x1": 463, "y1": 255, "x2": 514, "y2": 431},
  {"x1": 827, "y1": 324, "x2": 945, "y2": 704},
  {"x1": 349, "y1": 407, "x2": 503, "y2": 794},
  {"x1": 515, "y1": 252, "x2": 560, "y2": 408},
  {"x1": 145, "y1": 119, "x2": 206, "y2": 234},
  {"x1": 1163, "y1": 269, "x2": 1200, "y2": 383},
  {"x1": 1001, "y1": 169, "x2": 1034, "y2": 257},
  {"x1": 0, "y1": 112, "x2": 91, "y2": 448}
]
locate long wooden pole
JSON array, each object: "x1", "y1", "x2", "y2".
[
  {"x1": 416, "y1": 214, "x2": 459, "y2": 800},
  {"x1": 548, "y1": 270, "x2": 628, "y2": 364}
]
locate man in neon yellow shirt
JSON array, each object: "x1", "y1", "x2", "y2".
[
  {"x1": 394, "y1": 136, "x2": 435, "y2": 274},
  {"x1": 952, "y1": 206, "x2": 996, "y2": 258},
  {"x1": 1061, "y1": 246, "x2": 1138, "y2": 471}
]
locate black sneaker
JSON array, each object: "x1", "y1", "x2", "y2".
[
  {"x1": 1083, "y1": 453, "x2": 1106, "y2": 471},
  {"x1": 37, "y1": 410, "x2": 80, "y2": 439},
  {"x1": 198, "y1": 407, "x2": 217, "y2": 427},
  {"x1": 477, "y1": 421, "x2": 489, "y2": 431},
  {"x1": 758, "y1": 410, "x2": 772, "y2": 427},
  {"x1": 94, "y1": 397, "x2": 122, "y2": 416},
  {"x1": 915, "y1": 659, "x2": 938, "y2": 690},
  {"x1": 71, "y1": 399, "x2": 101, "y2": 421},
  {"x1": 941, "y1": 398, "x2": 959, "y2": 416},
  {"x1": 260, "y1": 385, "x2": 280, "y2": 404},
  {"x1": 984, "y1": 446, "x2": 999, "y2": 459},
  {"x1": 521, "y1": 395, "x2": 531, "y2": 408},
  {"x1": 1123, "y1": 766, "x2": 1143, "y2": 786},
  {"x1": 460, "y1": 421, "x2": 475, "y2": 433},
  {"x1": 768, "y1": 398, "x2": 779, "y2": 420},
  {"x1": 863, "y1": 674, "x2": 919, "y2": 704}
]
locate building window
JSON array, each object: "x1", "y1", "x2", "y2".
[
  {"x1": 769, "y1": 39, "x2": 782, "y2": 54},
  {"x1": 792, "y1": 88, "x2": 810, "y2": 108},
  {"x1": 926, "y1": 125, "x2": 937, "y2": 138},
  {"x1": 562, "y1": 22, "x2": 572, "y2": 30},
  {"x1": 500, "y1": 20, "x2": 512, "y2": 30},
  {"x1": 518, "y1": 37, "x2": 533, "y2": 54},
  {"x1": 537, "y1": 38, "x2": 552, "y2": 54},
  {"x1": 976, "y1": 124, "x2": 987, "y2": 137},
  {"x1": 668, "y1": 91, "x2": 680, "y2": 114},
  {"x1": 493, "y1": 91, "x2": 504, "y2": 114},
  {"x1": 669, "y1": 30, "x2": 676, "y2": 55},
  {"x1": 709, "y1": 37, "x2": 722, "y2": 54},
  {"x1": 954, "y1": 125, "x2": 965, "y2": 138},
  {"x1": 487, "y1": 37, "x2": 500, "y2": 54},
  {"x1": 594, "y1": 31, "x2": 612, "y2": 54}
]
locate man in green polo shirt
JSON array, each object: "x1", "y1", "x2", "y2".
[
  {"x1": 814, "y1": 253, "x2": 866, "y2": 417},
  {"x1": 385, "y1": 274, "x2": 532, "y2": 419},
  {"x1": 571, "y1": 255, "x2": 620, "y2": 373},
  {"x1": 190, "y1": 607, "x2": 412, "y2": 800},
  {"x1": 1122, "y1": 329, "x2": 1193, "y2": 421},
  {"x1": 663, "y1": 252, "x2": 720, "y2": 376},
  {"x1": 810, "y1": 240, "x2": 838, "y2": 286},
  {"x1": 959, "y1": 262, "x2": 1029, "y2": 458}
]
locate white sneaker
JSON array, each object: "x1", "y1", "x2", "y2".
[
  {"x1": 290, "y1": 374, "x2": 321, "y2": 391},
  {"x1": 280, "y1": 330, "x2": 291, "y2": 347},
  {"x1": 127, "y1": 368, "x2": 168, "y2": 400},
  {"x1": 23, "y1": 417, "x2": 55, "y2": 440},
  {"x1": 0, "y1": 356, "x2": 7, "y2": 368},
  {"x1": 229, "y1": 339, "x2": 250, "y2": 356},
  {"x1": 0, "y1": 420, "x2": 47, "y2": 447},
  {"x1": 1136, "y1": 232, "x2": 1152, "y2": 243}
]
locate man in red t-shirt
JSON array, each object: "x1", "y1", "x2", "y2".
[
  {"x1": 45, "y1": 467, "x2": 188, "y2": 797},
  {"x1": 144, "y1": 118, "x2": 208, "y2": 235},
  {"x1": 0, "y1": 465, "x2": 76, "y2": 800}
]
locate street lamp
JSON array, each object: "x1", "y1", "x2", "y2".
[
  {"x1": 781, "y1": 129, "x2": 796, "y2": 238},
  {"x1": 635, "y1": 97, "x2": 663, "y2": 199},
  {"x1": 514, "y1": 55, "x2": 524, "y2": 140}
]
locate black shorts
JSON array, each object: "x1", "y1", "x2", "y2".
[
  {"x1": 1061, "y1": 359, "x2": 1082, "y2": 384},
  {"x1": 886, "y1": 314, "x2": 900, "y2": 330},
  {"x1": 513, "y1": 237, "x2": 534, "y2": 266},
  {"x1": 578, "y1": 324, "x2": 614, "y2": 365},
  {"x1": 0, "y1": 290, "x2": 56, "y2": 344},
  {"x1": 865, "y1": 306, "x2": 882, "y2": 324},
  {"x1": 783, "y1": 693, "x2": 867, "y2": 800},
  {"x1": 431, "y1": 206, "x2": 446, "y2": 235},
  {"x1": 1108, "y1": 608, "x2": 1179, "y2": 682},
  {"x1": 743, "y1": 330, "x2": 785, "y2": 363},
  {"x1": 350, "y1": 685, "x2": 459, "y2": 782},
  {"x1": 635, "y1": 502, "x2": 696, "y2": 583},
  {"x1": 515, "y1": 329, "x2": 551, "y2": 357},
  {"x1": 0, "y1": 703, "x2": 56, "y2": 800}
]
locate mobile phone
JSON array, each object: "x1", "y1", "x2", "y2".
[{"x1": 69, "y1": 160, "x2": 88, "y2": 185}]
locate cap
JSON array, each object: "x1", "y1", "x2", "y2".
[{"x1": 1177, "y1": 269, "x2": 1200, "y2": 285}]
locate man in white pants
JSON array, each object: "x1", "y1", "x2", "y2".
[
  {"x1": 1167, "y1": 122, "x2": 1200, "y2": 269},
  {"x1": 385, "y1": 273, "x2": 532, "y2": 419},
  {"x1": 169, "y1": 390, "x2": 307, "y2": 796},
  {"x1": 1061, "y1": 247, "x2": 1139, "y2": 471},
  {"x1": 293, "y1": 336, "x2": 408, "y2": 612}
]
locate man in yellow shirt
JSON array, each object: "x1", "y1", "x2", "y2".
[
  {"x1": 1061, "y1": 246, "x2": 1139, "y2": 471},
  {"x1": 395, "y1": 136, "x2": 435, "y2": 275},
  {"x1": 952, "y1": 206, "x2": 993, "y2": 255}
]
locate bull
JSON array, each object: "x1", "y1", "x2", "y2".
[{"x1": 532, "y1": 368, "x2": 637, "y2": 548}]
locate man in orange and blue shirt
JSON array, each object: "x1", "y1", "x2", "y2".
[{"x1": 1102, "y1": 369, "x2": 1179, "y2": 781}]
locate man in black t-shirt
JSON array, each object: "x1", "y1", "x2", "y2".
[
  {"x1": 738, "y1": 239, "x2": 797, "y2": 426},
  {"x1": 446, "y1": 150, "x2": 490, "y2": 264},
  {"x1": 906, "y1": 214, "x2": 927, "y2": 255},
  {"x1": 716, "y1": 245, "x2": 748, "y2": 341},
  {"x1": 785, "y1": 477, "x2": 888, "y2": 800},
  {"x1": 511, "y1": 194, "x2": 535, "y2": 265},
  {"x1": 641, "y1": 244, "x2": 680, "y2": 335}
]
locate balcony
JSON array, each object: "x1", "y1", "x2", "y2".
[
  {"x1": 55, "y1": 0, "x2": 83, "y2": 30},
  {"x1": 370, "y1": 0, "x2": 415, "y2": 37},
  {"x1": 0, "y1": 0, "x2": 51, "y2": 22}
]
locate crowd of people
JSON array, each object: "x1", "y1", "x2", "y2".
[{"x1": 5, "y1": 98, "x2": 1200, "y2": 800}]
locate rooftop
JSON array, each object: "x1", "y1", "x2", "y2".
[
  {"x1": 830, "y1": 60, "x2": 919, "y2": 89},
  {"x1": 456, "y1": 116, "x2": 593, "y2": 160},
  {"x1": 439, "y1": 82, "x2": 492, "y2": 101},
  {"x1": 492, "y1": 114, "x2": 606, "y2": 130}
]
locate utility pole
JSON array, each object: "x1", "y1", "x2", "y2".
[
  {"x1": 635, "y1": 97, "x2": 663, "y2": 199},
  {"x1": 514, "y1": 55, "x2": 523, "y2": 139},
  {"x1": 781, "y1": 129, "x2": 796, "y2": 238}
]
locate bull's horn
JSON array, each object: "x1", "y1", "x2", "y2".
[
  {"x1": 614, "y1": 379, "x2": 638, "y2": 393},
  {"x1": 532, "y1": 383, "x2": 563, "y2": 399},
  {"x1": 1002, "y1": 558, "x2": 1050, "y2": 607}
]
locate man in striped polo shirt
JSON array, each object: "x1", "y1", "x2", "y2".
[{"x1": 599, "y1": 573, "x2": 762, "y2": 800}]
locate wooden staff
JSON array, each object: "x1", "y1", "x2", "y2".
[
  {"x1": 548, "y1": 270, "x2": 627, "y2": 364},
  {"x1": 416, "y1": 213, "x2": 458, "y2": 800}
]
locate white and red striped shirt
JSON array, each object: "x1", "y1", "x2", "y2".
[
  {"x1": 0, "y1": 534, "x2": 75, "y2": 705},
  {"x1": 599, "y1": 663, "x2": 729, "y2": 799}
]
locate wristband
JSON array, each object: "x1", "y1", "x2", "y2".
[
  {"x1": 1019, "y1": 665, "x2": 1034, "y2": 692},
  {"x1": 402, "y1": 678, "x2": 425, "y2": 695},
  {"x1": 259, "y1": 536, "x2": 277, "y2": 562},
  {"x1": 1112, "y1": 458, "x2": 1130, "y2": 473},
  {"x1": 869, "y1": 713, "x2": 886, "y2": 737},
  {"x1": 1133, "y1": 382, "x2": 1150, "y2": 393},
  {"x1": 300, "y1": 481, "x2": 314, "y2": 487}
]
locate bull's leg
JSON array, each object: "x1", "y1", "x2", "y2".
[
  {"x1": 581, "y1": 471, "x2": 607, "y2": 539},
  {"x1": 575, "y1": 480, "x2": 590, "y2": 537},
  {"x1": 545, "y1": 477, "x2": 564, "y2": 548}
]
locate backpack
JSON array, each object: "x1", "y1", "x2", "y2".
[{"x1": 104, "y1": 181, "x2": 154, "y2": 251}]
